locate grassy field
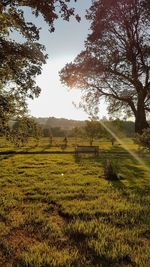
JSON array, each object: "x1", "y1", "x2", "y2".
[
  {"x1": 0, "y1": 138, "x2": 150, "y2": 266},
  {"x1": 0, "y1": 137, "x2": 114, "y2": 153}
]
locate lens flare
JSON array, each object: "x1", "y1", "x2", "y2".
[{"x1": 99, "y1": 120, "x2": 150, "y2": 173}]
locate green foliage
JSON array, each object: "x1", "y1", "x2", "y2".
[
  {"x1": 71, "y1": 126, "x2": 84, "y2": 138},
  {"x1": 8, "y1": 117, "x2": 41, "y2": 147},
  {"x1": 42, "y1": 127, "x2": 52, "y2": 138},
  {"x1": 51, "y1": 127, "x2": 66, "y2": 137},
  {"x1": 60, "y1": 0, "x2": 150, "y2": 133},
  {"x1": 0, "y1": 0, "x2": 79, "y2": 136},
  {"x1": 135, "y1": 128, "x2": 150, "y2": 151},
  {"x1": 0, "y1": 88, "x2": 16, "y2": 136},
  {"x1": 84, "y1": 120, "x2": 103, "y2": 146}
]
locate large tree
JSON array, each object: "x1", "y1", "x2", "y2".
[
  {"x1": 0, "y1": 0, "x2": 79, "y2": 136},
  {"x1": 60, "y1": 0, "x2": 150, "y2": 134}
]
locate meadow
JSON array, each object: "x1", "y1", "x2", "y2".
[{"x1": 0, "y1": 137, "x2": 150, "y2": 267}]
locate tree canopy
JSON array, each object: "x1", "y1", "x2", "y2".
[
  {"x1": 84, "y1": 120, "x2": 103, "y2": 145},
  {"x1": 60, "y1": 0, "x2": 150, "y2": 133},
  {"x1": 9, "y1": 116, "x2": 41, "y2": 147},
  {"x1": 0, "y1": 0, "x2": 79, "y2": 137}
]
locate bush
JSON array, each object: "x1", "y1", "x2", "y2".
[
  {"x1": 135, "y1": 128, "x2": 150, "y2": 151},
  {"x1": 104, "y1": 160, "x2": 118, "y2": 180}
]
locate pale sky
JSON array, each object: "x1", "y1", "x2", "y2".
[{"x1": 27, "y1": 0, "x2": 107, "y2": 120}]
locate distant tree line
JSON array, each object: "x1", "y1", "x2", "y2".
[
  {"x1": 39, "y1": 118, "x2": 135, "y2": 140},
  {"x1": 5, "y1": 116, "x2": 150, "y2": 151}
]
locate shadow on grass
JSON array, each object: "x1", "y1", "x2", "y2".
[
  {"x1": 109, "y1": 179, "x2": 134, "y2": 202},
  {"x1": 68, "y1": 229, "x2": 135, "y2": 267},
  {"x1": 91, "y1": 252, "x2": 134, "y2": 267},
  {"x1": 80, "y1": 150, "x2": 148, "y2": 199},
  {"x1": 74, "y1": 153, "x2": 100, "y2": 164},
  {"x1": 104, "y1": 156, "x2": 148, "y2": 197},
  {"x1": 0, "y1": 154, "x2": 15, "y2": 161},
  {"x1": 121, "y1": 164, "x2": 145, "y2": 180}
]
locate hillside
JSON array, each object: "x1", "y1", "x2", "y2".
[{"x1": 34, "y1": 116, "x2": 85, "y2": 129}]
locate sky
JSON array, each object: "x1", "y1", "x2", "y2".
[{"x1": 27, "y1": 0, "x2": 107, "y2": 120}]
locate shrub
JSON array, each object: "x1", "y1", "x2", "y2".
[
  {"x1": 135, "y1": 128, "x2": 150, "y2": 151},
  {"x1": 104, "y1": 160, "x2": 118, "y2": 180}
]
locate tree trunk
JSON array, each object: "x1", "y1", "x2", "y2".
[{"x1": 135, "y1": 98, "x2": 149, "y2": 134}]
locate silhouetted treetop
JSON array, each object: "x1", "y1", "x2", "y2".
[{"x1": 60, "y1": 0, "x2": 150, "y2": 133}]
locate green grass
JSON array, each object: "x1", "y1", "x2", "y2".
[
  {"x1": 0, "y1": 138, "x2": 150, "y2": 266},
  {"x1": 0, "y1": 136, "x2": 119, "y2": 153}
]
